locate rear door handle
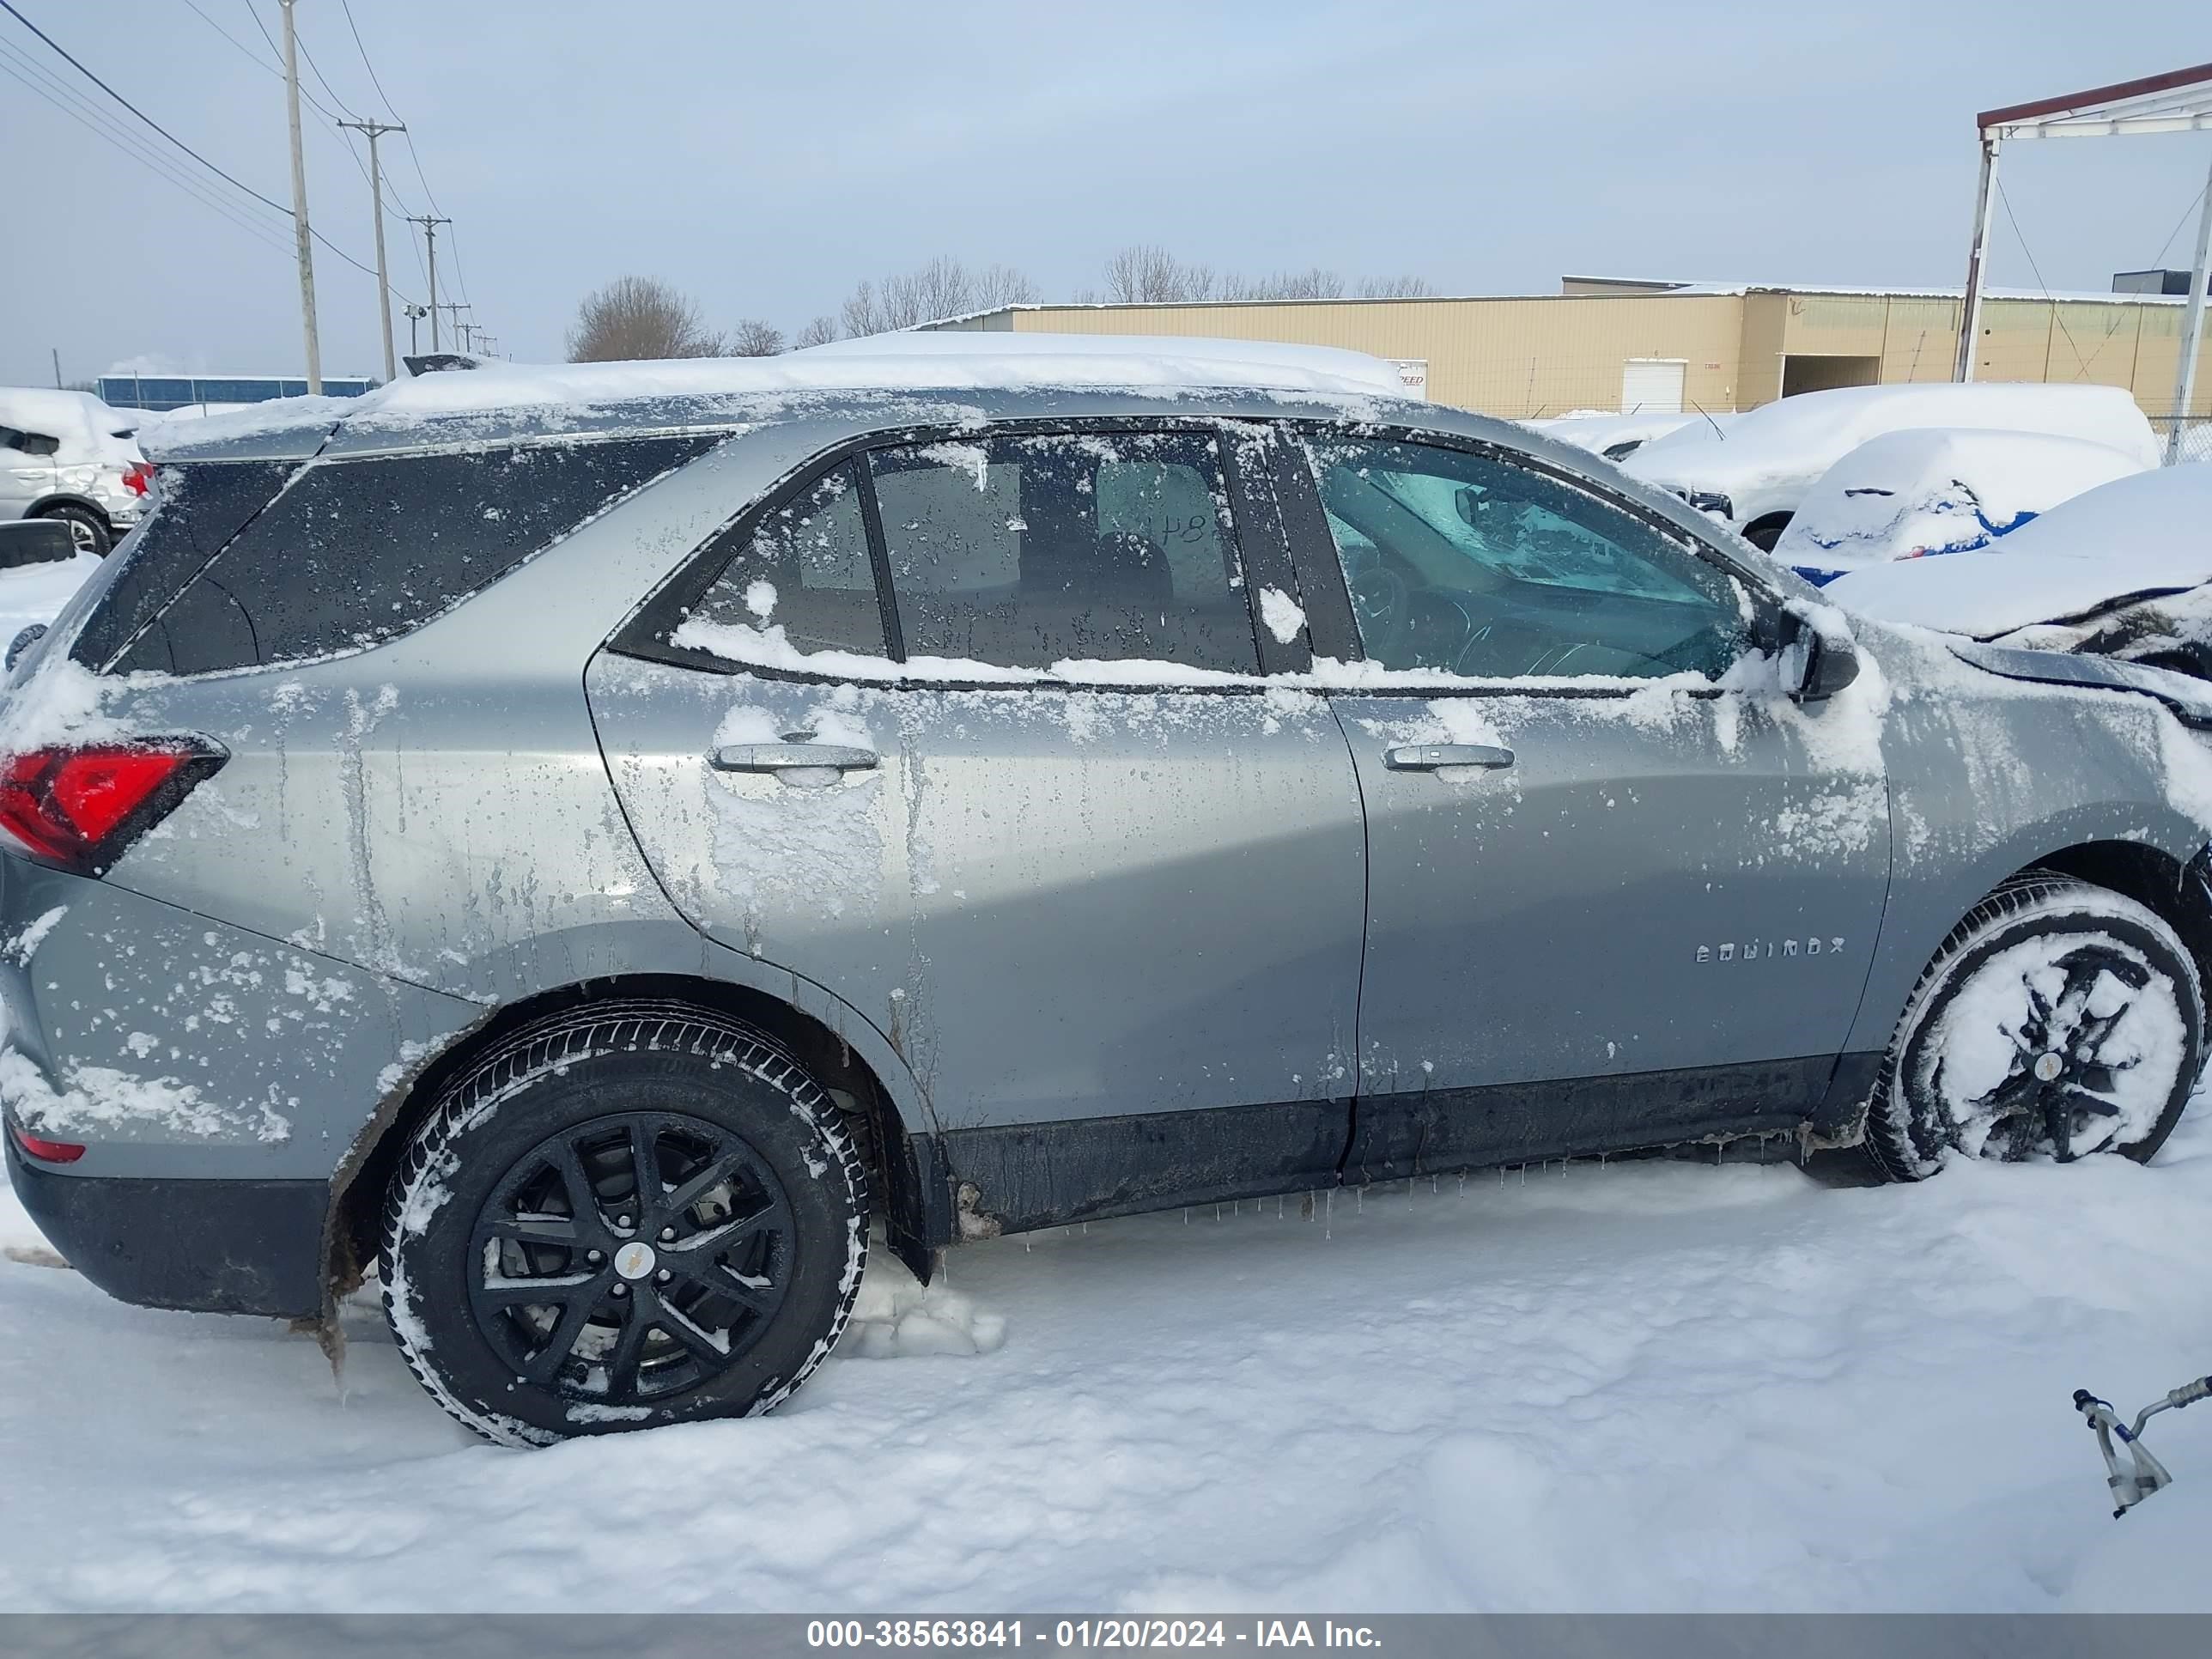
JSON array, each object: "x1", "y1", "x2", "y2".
[
  {"x1": 1384, "y1": 742, "x2": 1515, "y2": 771},
  {"x1": 711, "y1": 743, "x2": 880, "y2": 773}
]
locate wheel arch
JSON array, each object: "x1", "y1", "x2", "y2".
[
  {"x1": 325, "y1": 970, "x2": 952, "y2": 1307},
  {"x1": 25, "y1": 494, "x2": 112, "y2": 526},
  {"x1": 1741, "y1": 510, "x2": 1795, "y2": 550}
]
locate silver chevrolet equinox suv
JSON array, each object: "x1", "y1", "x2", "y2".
[{"x1": 5, "y1": 348, "x2": 2212, "y2": 1444}]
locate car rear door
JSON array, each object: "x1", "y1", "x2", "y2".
[
  {"x1": 1276, "y1": 424, "x2": 1892, "y2": 1176},
  {"x1": 0, "y1": 424, "x2": 56, "y2": 520},
  {"x1": 589, "y1": 419, "x2": 1370, "y2": 1224}
]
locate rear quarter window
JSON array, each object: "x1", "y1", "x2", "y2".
[
  {"x1": 72, "y1": 459, "x2": 301, "y2": 672},
  {"x1": 112, "y1": 434, "x2": 717, "y2": 675}
]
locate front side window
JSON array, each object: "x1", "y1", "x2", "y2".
[
  {"x1": 1303, "y1": 436, "x2": 1747, "y2": 680},
  {"x1": 672, "y1": 460, "x2": 885, "y2": 659},
  {"x1": 869, "y1": 431, "x2": 1256, "y2": 674}
]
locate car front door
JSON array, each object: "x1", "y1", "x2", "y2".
[
  {"x1": 592, "y1": 421, "x2": 1370, "y2": 1231},
  {"x1": 1279, "y1": 427, "x2": 1892, "y2": 1176}
]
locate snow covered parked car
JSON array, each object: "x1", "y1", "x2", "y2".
[
  {"x1": 1621, "y1": 381, "x2": 2160, "y2": 551},
  {"x1": 7, "y1": 343, "x2": 2212, "y2": 1447},
  {"x1": 0, "y1": 388, "x2": 154, "y2": 556},
  {"x1": 1826, "y1": 463, "x2": 2212, "y2": 678},
  {"x1": 1772, "y1": 428, "x2": 2148, "y2": 585},
  {"x1": 1520, "y1": 410, "x2": 1723, "y2": 463}
]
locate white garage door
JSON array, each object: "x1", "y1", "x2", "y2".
[{"x1": 1620, "y1": 359, "x2": 1686, "y2": 415}]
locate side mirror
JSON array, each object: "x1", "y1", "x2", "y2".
[
  {"x1": 1455, "y1": 485, "x2": 1481, "y2": 527},
  {"x1": 0, "y1": 518, "x2": 76, "y2": 571},
  {"x1": 1781, "y1": 602, "x2": 1861, "y2": 702}
]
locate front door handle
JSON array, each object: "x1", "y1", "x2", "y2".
[
  {"x1": 1384, "y1": 742, "x2": 1515, "y2": 771},
  {"x1": 711, "y1": 743, "x2": 880, "y2": 773}
]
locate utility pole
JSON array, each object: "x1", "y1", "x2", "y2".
[
  {"x1": 436, "y1": 302, "x2": 471, "y2": 352},
  {"x1": 337, "y1": 118, "x2": 405, "y2": 383},
  {"x1": 2169, "y1": 155, "x2": 2212, "y2": 465},
  {"x1": 278, "y1": 0, "x2": 321, "y2": 393},
  {"x1": 409, "y1": 215, "x2": 451, "y2": 349},
  {"x1": 50, "y1": 348, "x2": 61, "y2": 390}
]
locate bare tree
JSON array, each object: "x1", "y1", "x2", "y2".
[
  {"x1": 1103, "y1": 249, "x2": 1433, "y2": 305},
  {"x1": 793, "y1": 315, "x2": 840, "y2": 349},
  {"x1": 1103, "y1": 244, "x2": 1217, "y2": 304},
  {"x1": 1221, "y1": 267, "x2": 1346, "y2": 301},
  {"x1": 729, "y1": 319, "x2": 786, "y2": 356},
  {"x1": 840, "y1": 257, "x2": 1042, "y2": 337},
  {"x1": 567, "y1": 276, "x2": 728, "y2": 361},
  {"x1": 1363, "y1": 274, "x2": 1436, "y2": 299}
]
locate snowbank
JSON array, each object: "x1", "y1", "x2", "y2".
[
  {"x1": 0, "y1": 552, "x2": 103, "y2": 648},
  {"x1": 1826, "y1": 463, "x2": 2212, "y2": 637},
  {"x1": 9, "y1": 1097, "x2": 2212, "y2": 1610},
  {"x1": 1774, "y1": 428, "x2": 2148, "y2": 581},
  {"x1": 1623, "y1": 382, "x2": 2160, "y2": 527}
]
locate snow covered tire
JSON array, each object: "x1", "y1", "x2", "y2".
[
  {"x1": 1866, "y1": 875, "x2": 2203, "y2": 1181},
  {"x1": 379, "y1": 1003, "x2": 868, "y2": 1446}
]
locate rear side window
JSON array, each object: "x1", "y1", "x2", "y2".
[
  {"x1": 112, "y1": 434, "x2": 716, "y2": 675},
  {"x1": 869, "y1": 431, "x2": 1255, "y2": 674},
  {"x1": 73, "y1": 460, "x2": 299, "y2": 671},
  {"x1": 674, "y1": 461, "x2": 886, "y2": 658}
]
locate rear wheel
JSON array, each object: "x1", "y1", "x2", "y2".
[
  {"x1": 36, "y1": 502, "x2": 110, "y2": 556},
  {"x1": 380, "y1": 1004, "x2": 867, "y2": 1445},
  {"x1": 1866, "y1": 876, "x2": 2203, "y2": 1180}
]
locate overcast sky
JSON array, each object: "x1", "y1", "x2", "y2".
[{"x1": 4, "y1": 0, "x2": 2210, "y2": 388}]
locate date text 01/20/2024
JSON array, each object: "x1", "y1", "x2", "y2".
[{"x1": 805, "y1": 1620, "x2": 1383, "y2": 1649}]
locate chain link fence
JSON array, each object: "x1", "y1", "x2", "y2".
[{"x1": 2150, "y1": 413, "x2": 2212, "y2": 463}]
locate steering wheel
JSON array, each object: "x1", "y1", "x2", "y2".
[{"x1": 1347, "y1": 565, "x2": 1413, "y2": 663}]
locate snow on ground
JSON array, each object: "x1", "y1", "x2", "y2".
[
  {"x1": 5, "y1": 1099, "x2": 2212, "y2": 1611},
  {"x1": 0, "y1": 551, "x2": 101, "y2": 647}
]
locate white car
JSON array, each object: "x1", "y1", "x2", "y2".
[
  {"x1": 1771, "y1": 428, "x2": 2148, "y2": 585},
  {"x1": 0, "y1": 387, "x2": 153, "y2": 555},
  {"x1": 1621, "y1": 381, "x2": 2160, "y2": 551},
  {"x1": 1825, "y1": 462, "x2": 2212, "y2": 678}
]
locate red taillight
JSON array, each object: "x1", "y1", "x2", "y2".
[
  {"x1": 121, "y1": 462, "x2": 153, "y2": 497},
  {"x1": 9, "y1": 1124, "x2": 85, "y2": 1164},
  {"x1": 0, "y1": 742, "x2": 225, "y2": 875}
]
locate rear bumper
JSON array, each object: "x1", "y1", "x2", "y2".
[{"x1": 5, "y1": 1132, "x2": 326, "y2": 1316}]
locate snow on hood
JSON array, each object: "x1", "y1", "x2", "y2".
[
  {"x1": 1773, "y1": 428, "x2": 2148, "y2": 577},
  {"x1": 1824, "y1": 462, "x2": 2212, "y2": 637},
  {"x1": 1620, "y1": 382, "x2": 2160, "y2": 509}
]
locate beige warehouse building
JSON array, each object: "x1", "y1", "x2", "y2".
[{"x1": 927, "y1": 276, "x2": 2212, "y2": 429}]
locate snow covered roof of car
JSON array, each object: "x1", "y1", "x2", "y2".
[
  {"x1": 1826, "y1": 463, "x2": 2212, "y2": 636},
  {"x1": 143, "y1": 337, "x2": 1416, "y2": 462}
]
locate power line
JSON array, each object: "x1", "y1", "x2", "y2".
[
  {"x1": 1, "y1": 0, "x2": 412, "y2": 296},
  {"x1": 1, "y1": 0, "x2": 298, "y2": 216},
  {"x1": 338, "y1": 0, "x2": 471, "y2": 312},
  {"x1": 180, "y1": 0, "x2": 422, "y2": 228},
  {"x1": 0, "y1": 40, "x2": 297, "y2": 259}
]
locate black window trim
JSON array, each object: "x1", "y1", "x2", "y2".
[
  {"x1": 1274, "y1": 418, "x2": 1787, "y2": 702},
  {"x1": 610, "y1": 415, "x2": 1301, "y2": 695}
]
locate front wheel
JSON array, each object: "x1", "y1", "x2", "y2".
[
  {"x1": 1866, "y1": 876, "x2": 2203, "y2": 1180},
  {"x1": 380, "y1": 1005, "x2": 868, "y2": 1445}
]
